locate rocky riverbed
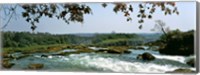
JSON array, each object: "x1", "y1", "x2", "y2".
[{"x1": 1, "y1": 47, "x2": 196, "y2": 73}]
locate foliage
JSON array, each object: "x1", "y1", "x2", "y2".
[
  {"x1": 158, "y1": 29, "x2": 194, "y2": 56},
  {"x1": 102, "y1": 2, "x2": 179, "y2": 29},
  {"x1": 2, "y1": 32, "x2": 144, "y2": 48},
  {"x1": 1, "y1": 2, "x2": 179, "y2": 30},
  {"x1": 91, "y1": 33, "x2": 144, "y2": 46},
  {"x1": 151, "y1": 20, "x2": 170, "y2": 36},
  {"x1": 20, "y1": 4, "x2": 92, "y2": 31},
  {"x1": 2, "y1": 31, "x2": 91, "y2": 47}
]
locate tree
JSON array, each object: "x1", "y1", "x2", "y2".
[
  {"x1": 151, "y1": 20, "x2": 171, "y2": 41},
  {"x1": 0, "y1": 2, "x2": 179, "y2": 31},
  {"x1": 159, "y1": 30, "x2": 194, "y2": 56}
]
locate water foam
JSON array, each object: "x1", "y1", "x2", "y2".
[
  {"x1": 153, "y1": 54, "x2": 186, "y2": 63},
  {"x1": 50, "y1": 54, "x2": 193, "y2": 73}
]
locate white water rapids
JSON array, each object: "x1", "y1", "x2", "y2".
[{"x1": 10, "y1": 49, "x2": 195, "y2": 73}]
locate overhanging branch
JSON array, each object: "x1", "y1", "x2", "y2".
[{"x1": 1, "y1": 5, "x2": 17, "y2": 29}]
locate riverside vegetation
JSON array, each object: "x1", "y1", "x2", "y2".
[{"x1": 1, "y1": 30, "x2": 195, "y2": 73}]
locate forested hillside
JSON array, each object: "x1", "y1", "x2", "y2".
[
  {"x1": 3, "y1": 32, "x2": 155, "y2": 48},
  {"x1": 3, "y1": 32, "x2": 91, "y2": 47}
]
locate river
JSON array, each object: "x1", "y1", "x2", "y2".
[{"x1": 8, "y1": 48, "x2": 195, "y2": 73}]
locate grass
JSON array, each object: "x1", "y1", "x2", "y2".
[{"x1": 2, "y1": 44, "x2": 70, "y2": 54}]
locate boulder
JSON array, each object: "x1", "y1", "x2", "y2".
[
  {"x1": 186, "y1": 58, "x2": 195, "y2": 67},
  {"x1": 96, "y1": 49, "x2": 118, "y2": 54},
  {"x1": 63, "y1": 45, "x2": 73, "y2": 49},
  {"x1": 41, "y1": 54, "x2": 48, "y2": 58},
  {"x1": 28, "y1": 63, "x2": 44, "y2": 70},
  {"x1": 106, "y1": 49, "x2": 121, "y2": 54},
  {"x1": 97, "y1": 49, "x2": 131, "y2": 54},
  {"x1": 166, "y1": 68, "x2": 195, "y2": 73},
  {"x1": 124, "y1": 50, "x2": 131, "y2": 54},
  {"x1": 2, "y1": 53, "x2": 10, "y2": 58},
  {"x1": 2, "y1": 59, "x2": 15, "y2": 69},
  {"x1": 136, "y1": 52, "x2": 155, "y2": 61},
  {"x1": 96, "y1": 47, "x2": 131, "y2": 54},
  {"x1": 134, "y1": 46, "x2": 147, "y2": 50},
  {"x1": 3, "y1": 53, "x2": 29, "y2": 60},
  {"x1": 142, "y1": 52, "x2": 155, "y2": 60}
]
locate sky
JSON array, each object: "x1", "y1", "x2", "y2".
[{"x1": 1, "y1": 2, "x2": 196, "y2": 34}]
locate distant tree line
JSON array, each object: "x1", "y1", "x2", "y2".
[
  {"x1": 91, "y1": 33, "x2": 144, "y2": 46},
  {"x1": 2, "y1": 31, "x2": 91, "y2": 47},
  {"x1": 2, "y1": 31, "x2": 145, "y2": 48}
]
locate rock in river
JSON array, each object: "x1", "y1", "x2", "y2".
[
  {"x1": 124, "y1": 50, "x2": 131, "y2": 54},
  {"x1": 136, "y1": 52, "x2": 155, "y2": 61},
  {"x1": 166, "y1": 68, "x2": 195, "y2": 73},
  {"x1": 96, "y1": 46, "x2": 131, "y2": 54},
  {"x1": 28, "y1": 63, "x2": 44, "y2": 70},
  {"x1": 186, "y1": 58, "x2": 195, "y2": 67},
  {"x1": 41, "y1": 54, "x2": 48, "y2": 58},
  {"x1": 2, "y1": 59, "x2": 15, "y2": 69}
]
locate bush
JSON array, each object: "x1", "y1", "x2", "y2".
[{"x1": 159, "y1": 30, "x2": 194, "y2": 56}]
